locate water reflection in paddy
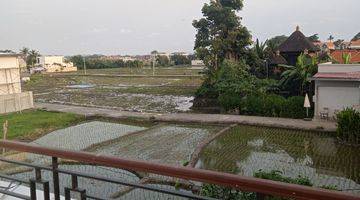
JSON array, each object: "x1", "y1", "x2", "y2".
[{"x1": 196, "y1": 125, "x2": 360, "y2": 193}]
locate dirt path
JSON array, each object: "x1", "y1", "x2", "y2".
[{"x1": 36, "y1": 102, "x2": 337, "y2": 132}]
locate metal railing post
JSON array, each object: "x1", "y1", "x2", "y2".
[
  {"x1": 52, "y1": 157, "x2": 60, "y2": 200},
  {"x1": 29, "y1": 180, "x2": 36, "y2": 200}
]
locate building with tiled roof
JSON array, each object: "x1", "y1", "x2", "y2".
[
  {"x1": 349, "y1": 39, "x2": 360, "y2": 49},
  {"x1": 277, "y1": 26, "x2": 319, "y2": 66},
  {"x1": 311, "y1": 63, "x2": 360, "y2": 119},
  {"x1": 330, "y1": 50, "x2": 360, "y2": 64}
]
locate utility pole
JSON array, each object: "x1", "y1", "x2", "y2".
[
  {"x1": 2, "y1": 120, "x2": 8, "y2": 154},
  {"x1": 152, "y1": 53, "x2": 156, "y2": 76},
  {"x1": 83, "y1": 56, "x2": 87, "y2": 75}
]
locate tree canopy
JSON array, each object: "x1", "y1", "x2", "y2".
[
  {"x1": 265, "y1": 35, "x2": 288, "y2": 53},
  {"x1": 308, "y1": 34, "x2": 319, "y2": 42},
  {"x1": 193, "y1": 0, "x2": 252, "y2": 69}
]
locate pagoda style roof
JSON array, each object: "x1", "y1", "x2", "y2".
[
  {"x1": 278, "y1": 26, "x2": 319, "y2": 53},
  {"x1": 268, "y1": 51, "x2": 287, "y2": 65}
]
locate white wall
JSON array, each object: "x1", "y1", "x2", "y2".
[
  {"x1": 0, "y1": 56, "x2": 21, "y2": 95},
  {"x1": 38, "y1": 56, "x2": 64, "y2": 65},
  {"x1": 0, "y1": 56, "x2": 19, "y2": 69},
  {"x1": 0, "y1": 92, "x2": 34, "y2": 114},
  {"x1": 314, "y1": 81, "x2": 360, "y2": 118},
  {"x1": 318, "y1": 63, "x2": 360, "y2": 73}
]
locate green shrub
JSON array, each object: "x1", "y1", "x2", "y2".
[
  {"x1": 254, "y1": 170, "x2": 312, "y2": 186},
  {"x1": 218, "y1": 92, "x2": 311, "y2": 119},
  {"x1": 263, "y1": 95, "x2": 286, "y2": 117},
  {"x1": 336, "y1": 108, "x2": 360, "y2": 144},
  {"x1": 240, "y1": 95, "x2": 265, "y2": 116},
  {"x1": 218, "y1": 92, "x2": 243, "y2": 111},
  {"x1": 280, "y1": 96, "x2": 307, "y2": 119},
  {"x1": 201, "y1": 170, "x2": 336, "y2": 200},
  {"x1": 200, "y1": 184, "x2": 255, "y2": 200}
]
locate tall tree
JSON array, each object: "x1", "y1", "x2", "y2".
[
  {"x1": 20, "y1": 47, "x2": 29, "y2": 56},
  {"x1": 171, "y1": 54, "x2": 190, "y2": 66},
  {"x1": 265, "y1": 35, "x2": 288, "y2": 53},
  {"x1": 328, "y1": 35, "x2": 334, "y2": 42},
  {"x1": 27, "y1": 49, "x2": 40, "y2": 67},
  {"x1": 308, "y1": 34, "x2": 320, "y2": 42},
  {"x1": 193, "y1": 0, "x2": 251, "y2": 71}
]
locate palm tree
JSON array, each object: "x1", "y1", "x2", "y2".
[
  {"x1": 254, "y1": 39, "x2": 267, "y2": 60},
  {"x1": 20, "y1": 47, "x2": 29, "y2": 56},
  {"x1": 27, "y1": 49, "x2": 40, "y2": 67},
  {"x1": 280, "y1": 54, "x2": 318, "y2": 95},
  {"x1": 328, "y1": 35, "x2": 334, "y2": 42}
]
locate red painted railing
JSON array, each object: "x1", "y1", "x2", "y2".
[{"x1": 0, "y1": 140, "x2": 359, "y2": 200}]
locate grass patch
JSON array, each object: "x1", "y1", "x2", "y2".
[{"x1": 0, "y1": 110, "x2": 85, "y2": 141}]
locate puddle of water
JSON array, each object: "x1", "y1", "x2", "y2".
[
  {"x1": 91, "y1": 124, "x2": 222, "y2": 166},
  {"x1": 36, "y1": 91, "x2": 194, "y2": 113},
  {"x1": 196, "y1": 125, "x2": 360, "y2": 194},
  {"x1": 66, "y1": 84, "x2": 95, "y2": 89}
]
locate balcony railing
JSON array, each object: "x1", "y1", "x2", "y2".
[{"x1": 0, "y1": 140, "x2": 359, "y2": 200}]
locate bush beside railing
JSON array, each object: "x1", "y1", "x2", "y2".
[{"x1": 336, "y1": 108, "x2": 360, "y2": 144}]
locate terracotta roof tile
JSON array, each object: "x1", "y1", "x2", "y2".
[{"x1": 330, "y1": 50, "x2": 360, "y2": 64}]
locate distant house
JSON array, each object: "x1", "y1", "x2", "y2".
[
  {"x1": 312, "y1": 63, "x2": 360, "y2": 119},
  {"x1": 277, "y1": 26, "x2": 319, "y2": 66},
  {"x1": 191, "y1": 60, "x2": 205, "y2": 67},
  {"x1": 349, "y1": 40, "x2": 360, "y2": 50},
  {"x1": 34, "y1": 55, "x2": 77, "y2": 73},
  {"x1": 330, "y1": 50, "x2": 360, "y2": 64},
  {"x1": 0, "y1": 53, "x2": 34, "y2": 113},
  {"x1": 171, "y1": 52, "x2": 189, "y2": 57}
]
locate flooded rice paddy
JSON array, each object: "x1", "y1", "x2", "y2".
[
  {"x1": 24, "y1": 75, "x2": 200, "y2": 113},
  {"x1": 90, "y1": 124, "x2": 223, "y2": 165},
  {"x1": 8, "y1": 121, "x2": 360, "y2": 197},
  {"x1": 196, "y1": 125, "x2": 360, "y2": 193}
]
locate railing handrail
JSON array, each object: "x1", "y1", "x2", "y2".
[{"x1": 0, "y1": 140, "x2": 359, "y2": 200}]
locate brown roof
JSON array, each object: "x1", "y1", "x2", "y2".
[
  {"x1": 350, "y1": 40, "x2": 360, "y2": 46},
  {"x1": 330, "y1": 50, "x2": 360, "y2": 64},
  {"x1": 268, "y1": 52, "x2": 287, "y2": 65},
  {"x1": 278, "y1": 28, "x2": 319, "y2": 53}
]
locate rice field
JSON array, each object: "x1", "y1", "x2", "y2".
[
  {"x1": 196, "y1": 125, "x2": 360, "y2": 194},
  {"x1": 23, "y1": 68, "x2": 204, "y2": 113}
]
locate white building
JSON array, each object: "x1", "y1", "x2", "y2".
[
  {"x1": 312, "y1": 63, "x2": 360, "y2": 119},
  {"x1": 0, "y1": 53, "x2": 34, "y2": 114},
  {"x1": 35, "y1": 55, "x2": 77, "y2": 73},
  {"x1": 349, "y1": 40, "x2": 360, "y2": 50},
  {"x1": 191, "y1": 60, "x2": 205, "y2": 66}
]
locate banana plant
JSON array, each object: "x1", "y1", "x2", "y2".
[
  {"x1": 342, "y1": 53, "x2": 352, "y2": 64},
  {"x1": 279, "y1": 54, "x2": 318, "y2": 95}
]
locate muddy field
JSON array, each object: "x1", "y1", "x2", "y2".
[{"x1": 23, "y1": 68, "x2": 203, "y2": 113}]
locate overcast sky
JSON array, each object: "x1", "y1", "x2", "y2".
[{"x1": 1, "y1": 0, "x2": 359, "y2": 55}]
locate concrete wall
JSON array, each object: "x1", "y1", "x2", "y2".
[
  {"x1": 0, "y1": 56, "x2": 21, "y2": 95},
  {"x1": 318, "y1": 63, "x2": 360, "y2": 73},
  {"x1": 38, "y1": 56, "x2": 64, "y2": 65},
  {"x1": 0, "y1": 92, "x2": 34, "y2": 114},
  {"x1": 314, "y1": 80, "x2": 360, "y2": 118},
  {"x1": 45, "y1": 65, "x2": 77, "y2": 73}
]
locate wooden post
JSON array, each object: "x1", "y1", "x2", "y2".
[{"x1": 2, "y1": 120, "x2": 8, "y2": 154}]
